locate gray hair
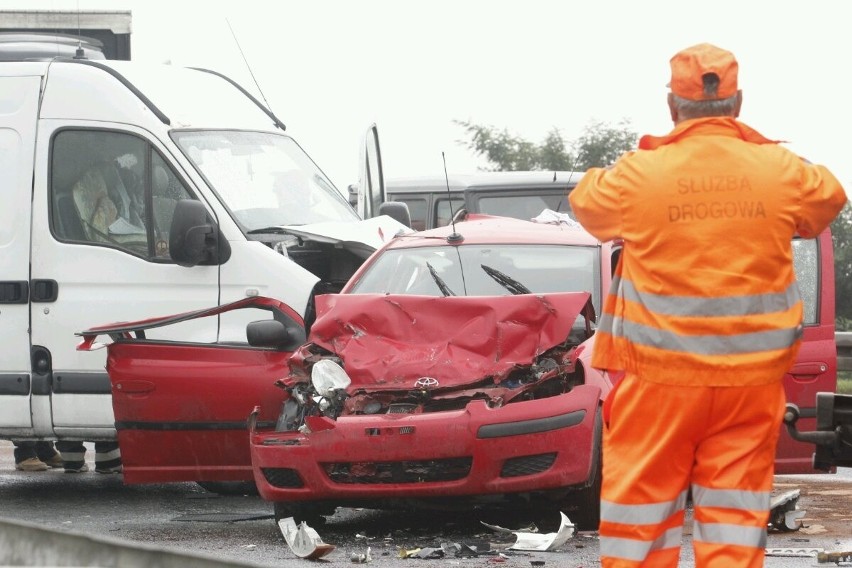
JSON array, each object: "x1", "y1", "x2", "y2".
[{"x1": 671, "y1": 93, "x2": 739, "y2": 119}]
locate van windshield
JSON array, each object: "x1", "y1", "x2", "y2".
[{"x1": 172, "y1": 131, "x2": 359, "y2": 230}]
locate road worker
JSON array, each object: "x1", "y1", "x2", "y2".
[{"x1": 569, "y1": 43, "x2": 846, "y2": 568}]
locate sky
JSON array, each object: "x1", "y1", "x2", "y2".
[{"x1": 1, "y1": 0, "x2": 849, "y2": 196}]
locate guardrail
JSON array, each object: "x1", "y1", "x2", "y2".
[
  {"x1": 0, "y1": 517, "x2": 264, "y2": 568},
  {"x1": 837, "y1": 332, "x2": 852, "y2": 372}
]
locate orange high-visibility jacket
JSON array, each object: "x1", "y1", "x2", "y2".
[{"x1": 569, "y1": 117, "x2": 846, "y2": 386}]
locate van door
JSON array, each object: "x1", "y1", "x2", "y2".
[
  {"x1": 30, "y1": 125, "x2": 221, "y2": 438},
  {"x1": 0, "y1": 74, "x2": 40, "y2": 431},
  {"x1": 775, "y1": 229, "x2": 838, "y2": 473},
  {"x1": 356, "y1": 123, "x2": 385, "y2": 219}
]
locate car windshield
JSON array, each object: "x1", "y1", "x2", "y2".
[
  {"x1": 350, "y1": 243, "x2": 600, "y2": 310},
  {"x1": 172, "y1": 130, "x2": 359, "y2": 231}
]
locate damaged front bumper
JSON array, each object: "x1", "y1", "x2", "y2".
[{"x1": 250, "y1": 383, "x2": 601, "y2": 504}]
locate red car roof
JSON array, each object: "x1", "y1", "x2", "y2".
[{"x1": 383, "y1": 214, "x2": 600, "y2": 250}]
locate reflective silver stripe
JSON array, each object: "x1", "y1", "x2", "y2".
[
  {"x1": 600, "y1": 490, "x2": 688, "y2": 525},
  {"x1": 693, "y1": 521, "x2": 767, "y2": 548},
  {"x1": 620, "y1": 279, "x2": 801, "y2": 317},
  {"x1": 691, "y1": 485, "x2": 770, "y2": 511},
  {"x1": 600, "y1": 527, "x2": 683, "y2": 562},
  {"x1": 608, "y1": 317, "x2": 801, "y2": 355}
]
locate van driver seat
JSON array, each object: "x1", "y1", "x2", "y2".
[{"x1": 72, "y1": 165, "x2": 119, "y2": 242}]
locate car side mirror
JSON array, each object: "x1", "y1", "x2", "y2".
[
  {"x1": 378, "y1": 201, "x2": 411, "y2": 228},
  {"x1": 169, "y1": 200, "x2": 232, "y2": 267},
  {"x1": 246, "y1": 320, "x2": 304, "y2": 351},
  {"x1": 347, "y1": 183, "x2": 359, "y2": 207}
]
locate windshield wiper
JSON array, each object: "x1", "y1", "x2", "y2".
[
  {"x1": 426, "y1": 262, "x2": 456, "y2": 297},
  {"x1": 246, "y1": 226, "x2": 290, "y2": 235},
  {"x1": 481, "y1": 264, "x2": 531, "y2": 295}
]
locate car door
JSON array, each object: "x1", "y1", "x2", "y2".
[
  {"x1": 0, "y1": 74, "x2": 40, "y2": 432},
  {"x1": 355, "y1": 123, "x2": 385, "y2": 220},
  {"x1": 775, "y1": 229, "x2": 838, "y2": 473},
  {"x1": 77, "y1": 297, "x2": 304, "y2": 484}
]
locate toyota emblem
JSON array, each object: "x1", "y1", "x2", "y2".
[{"x1": 414, "y1": 377, "x2": 439, "y2": 389}]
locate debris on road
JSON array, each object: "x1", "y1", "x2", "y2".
[
  {"x1": 350, "y1": 547, "x2": 372, "y2": 563},
  {"x1": 769, "y1": 489, "x2": 806, "y2": 532},
  {"x1": 817, "y1": 550, "x2": 852, "y2": 564},
  {"x1": 481, "y1": 512, "x2": 575, "y2": 551},
  {"x1": 279, "y1": 517, "x2": 335, "y2": 560},
  {"x1": 765, "y1": 547, "x2": 824, "y2": 557}
]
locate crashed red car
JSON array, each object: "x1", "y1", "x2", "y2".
[
  {"x1": 249, "y1": 215, "x2": 613, "y2": 529},
  {"x1": 80, "y1": 214, "x2": 615, "y2": 528}
]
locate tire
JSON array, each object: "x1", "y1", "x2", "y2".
[
  {"x1": 556, "y1": 406, "x2": 603, "y2": 531},
  {"x1": 273, "y1": 501, "x2": 335, "y2": 527},
  {"x1": 196, "y1": 481, "x2": 259, "y2": 496}
]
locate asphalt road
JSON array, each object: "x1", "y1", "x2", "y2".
[{"x1": 1, "y1": 441, "x2": 850, "y2": 567}]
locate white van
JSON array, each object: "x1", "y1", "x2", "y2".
[{"x1": 0, "y1": 59, "x2": 402, "y2": 445}]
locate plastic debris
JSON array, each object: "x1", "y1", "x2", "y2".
[
  {"x1": 768, "y1": 489, "x2": 806, "y2": 532},
  {"x1": 817, "y1": 550, "x2": 852, "y2": 564},
  {"x1": 398, "y1": 548, "x2": 421, "y2": 559},
  {"x1": 350, "y1": 547, "x2": 372, "y2": 563},
  {"x1": 765, "y1": 547, "x2": 824, "y2": 557},
  {"x1": 278, "y1": 517, "x2": 335, "y2": 560},
  {"x1": 481, "y1": 512, "x2": 575, "y2": 551}
]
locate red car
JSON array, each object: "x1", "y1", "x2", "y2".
[{"x1": 78, "y1": 214, "x2": 837, "y2": 530}]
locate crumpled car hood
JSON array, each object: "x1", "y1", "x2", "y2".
[{"x1": 299, "y1": 292, "x2": 592, "y2": 388}]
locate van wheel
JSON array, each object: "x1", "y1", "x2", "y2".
[
  {"x1": 273, "y1": 501, "x2": 334, "y2": 527},
  {"x1": 197, "y1": 481, "x2": 259, "y2": 496}
]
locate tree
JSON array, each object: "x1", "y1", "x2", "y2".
[
  {"x1": 454, "y1": 119, "x2": 637, "y2": 172},
  {"x1": 832, "y1": 202, "x2": 852, "y2": 329}
]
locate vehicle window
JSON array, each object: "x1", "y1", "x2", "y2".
[
  {"x1": 792, "y1": 238, "x2": 818, "y2": 325},
  {"x1": 394, "y1": 197, "x2": 428, "y2": 231},
  {"x1": 172, "y1": 131, "x2": 358, "y2": 231},
  {"x1": 477, "y1": 193, "x2": 573, "y2": 221},
  {"x1": 350, "y1": 244, "x2": 600, "y2": 312},
  {"x1": 50, "y1": 129, "x2": 193, "y2": 261},
  {"x1": 435, "y1": 196, "x2": 464, "y2": 227}
]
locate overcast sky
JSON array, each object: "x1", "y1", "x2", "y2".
[{"x1": 2, "y1": 0, "x2": 849, "y2": 195}]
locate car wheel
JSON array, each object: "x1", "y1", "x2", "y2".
[
  {"x1": 556, "y1": 406, "x2": 603, "y2": 531},
  {"x1": 273, "y1": 501, "x2": 334, "y2": 527},
  {"x1": 196, "y1": 481, "x2": 259, "y2": 496}
]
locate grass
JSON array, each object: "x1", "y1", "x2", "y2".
[{"x1": 836, "y1": 372, "x2": 852, "y2": 394}]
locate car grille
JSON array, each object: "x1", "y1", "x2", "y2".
[
  {"x1": 387, "y1": 403, "x2": 418, "y2": 414},
  {"x1": 323, "y1": 457, "x2": 472, "y2": 484},
  {"x1": 261, "y1": 467, "x2": 304, "y2": 488},
  {"x1": 500, "y1": 452, "x2": 557, "y2": 478}
]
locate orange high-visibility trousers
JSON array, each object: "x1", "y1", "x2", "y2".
[{"x1": 599, "y1": 374, "x2": 786, "y2": 568}]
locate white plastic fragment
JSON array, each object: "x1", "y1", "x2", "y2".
[
  {"x1": 764, "y1": 547, "x2": 823, "y2": 557},
  {"x1": 481, "y1": 512, "x2": 575, "y2": 551},
  {"x1": 278, "y1": 517, "x2": 335, "y2": 560}
]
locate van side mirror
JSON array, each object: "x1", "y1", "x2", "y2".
[
  {"x1": 347, "y1": 183, "x2": 359, "y2": 207},
  {"x1": 378, "y1": 201, "x2": 411, "y2": 229},
  {"x1": 246, "y1": 320, "x2": 304, "y2": 351},
  {"x1": 169, "y1": 200, "x2": 232, "y2": 267}
]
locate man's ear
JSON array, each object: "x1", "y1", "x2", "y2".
[
  {"x1": 733, "y1": 90, "x2": 743, "y2": 118},
  {"x1": 667, "y1": 92, "x2": 678, "y2": 124}
]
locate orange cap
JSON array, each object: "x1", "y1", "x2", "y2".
[{"x1": 669, "y1": 43, "x2": 738, "y2": 101}]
